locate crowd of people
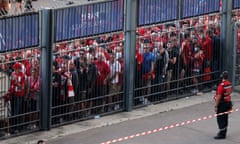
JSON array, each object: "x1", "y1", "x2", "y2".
[
  {"x1": 0, "y1": 14, "x2": 222, "y2": 135},
  {"x1": 134, "y1": 16, "x2": 221, "y2": 103},
  {"x1": 0, "y1": 49, "x2": 41, "y2": 134},
  {"x1": 49, "y1": 15, "x2": 221, "y2": 114},
  {"x1": 51, "y1": 32, "x2": 125, "y2": 122}
]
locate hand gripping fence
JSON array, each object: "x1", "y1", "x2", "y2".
[{"x1": 100, "y1": 107, "x2": 240, "y2": 144}]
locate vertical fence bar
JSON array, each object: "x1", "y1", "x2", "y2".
[
  {"x1": 221, "y1": 0, "x2": 233, "y2": 79},
  {"x1": 124, "y1": 0, "x2": 137, "y2": 111},
  {"x1": 176, "y1": 0, "x2": 182, "y2": 97},
  {"x1": 40, "y1": 9, "x2": 53, "y2": 130}
]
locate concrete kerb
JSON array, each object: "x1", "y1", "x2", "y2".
[{"x1": 1, "y1": 92, "x2": 239, "y2": 144}]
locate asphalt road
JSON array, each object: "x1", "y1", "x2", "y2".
[{"x1": 48, "y1": 99, "x2": 240, "y2": 144}]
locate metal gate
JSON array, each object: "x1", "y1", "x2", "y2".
[
  {"x1": 0, "y1": 12, "x2": 40, "y2": 138},
  {"x1": 51, "y1": 36, "x2": 125, "y2": 126},
  {"x1": 0, "y1": 48, "x2": 41, "y2": 137},
  {"x1": 0, "y1": 0, "x2": 230, "y2": 140},
  {"x1": 134, "y1": 14, "x2": 222, "y2": 107}
]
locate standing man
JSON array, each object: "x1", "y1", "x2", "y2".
[
  {"x1": 214, "y1": 71, "x2": 233, "y2": 139},
  {"x1": 153, "y1": 41, "x2": 168, "y2": 100},
  {"x1": 8, "y1": 62, "x2": 26, "y2": 133},
  {"x1": 94, "y1": 52, "x2": 110, "y2": 113},
  {"x1": 141, "y1": 39, "x2": 155, "y2": 102},
  {"x1": 107, "y1": 52, "x2": 121, "y2": 111}
]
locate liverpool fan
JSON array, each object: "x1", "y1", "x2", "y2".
[{"x1": 7, "y1": 62, "x2": 26, "y2": 133}]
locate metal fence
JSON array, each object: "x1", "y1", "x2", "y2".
[
  {"x1": 134, "y1": 15, "x2": 222, "y2": 107},
  {"x1": 0, "y1": 0, "x2": 235, "y2": 140},
  {"x1": 0, "y1": 47, "x2": 41, "y2": 137},
  {"x1": 51, "y1": 38, "x2": 125, "y2": 126}
]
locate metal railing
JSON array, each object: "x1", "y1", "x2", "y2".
[{"x1": 0, "y1": 0, "x2": 235, "y2": 140}]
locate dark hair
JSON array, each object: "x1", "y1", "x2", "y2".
[
  {"x1": 37, "y1": 140, "x2": 45, "y2": 144},
  {"x1": 221, "y1": 71, "x2": 229, "y2": 79}
]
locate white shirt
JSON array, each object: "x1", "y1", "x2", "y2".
[{"x1": 107, "y1": 59, "x2": 121, "y2": 84}]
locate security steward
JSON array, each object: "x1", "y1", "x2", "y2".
[{"x1": 213, "y1": 71, "x2": 233, "y2": 139}]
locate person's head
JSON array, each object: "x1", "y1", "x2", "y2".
[
  {"x1": 37, "y1": 140, "x2": 46, "y2": 144},
  {"x1": 68, "y1": 60, "x2": 76, "y2": 71},
  {"x1": 143, "y1": 43, "x2": 151, "y2": 53},
  {"x1": 155, "y1": 41, "x2": 164, "y2": 50},
  {"x1": 26, "y1": 50, "x2": 32, "y2": 58},
  {"x1": 221, "y1": 71, "x2": 229, "y2": 80},
  {"x1": 97, "y1": 52, "x2": 105, "y2": 62},
  {"x1": 13, "y1": 62, "x2": 22, "y2": 72},
  {"x1": 166, "y1": 41, "x2": 172, "y2": 50},
  {"x1": 61, "y1": 62, "x2": 68, "y2": 73},
  {"x1": 87, "y1": 54, "x2": 95, "y2": 64},
  {"x1": 32, "y1": 68, "x2": 39, "y2": 77},
  {"x1": 143, "y1": 39, "x2": 151, "y2": 48},
  {"x1": 31, "y1": 58, "x2": 40, "y2": 69},
  {"x1": 79, "y1": 50, "x2": 85, "y2": 58},
  {"x1": 194, "y1": 43, "x2": 202, "y2": 53}
]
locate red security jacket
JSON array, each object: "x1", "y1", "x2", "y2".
[{"x1": 216, "y1": 80, "x2": 232, "y2": 102}]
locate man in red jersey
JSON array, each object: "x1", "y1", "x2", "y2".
[
  {"x1": 8, "y1": 62, "x2": 26, "y2": 133},
  {"x1": 94, "y1": 52, "x2": 110, "y2": 113}
]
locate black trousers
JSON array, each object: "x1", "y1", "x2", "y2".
[{"x1": 216, "y1": 101, "x2": 232, "y2": 136}]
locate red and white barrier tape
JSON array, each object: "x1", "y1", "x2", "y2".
[{"x1": 101, "y1": 107, "x2": 240, "y2": 144}]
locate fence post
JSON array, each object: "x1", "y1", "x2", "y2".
[
  {"x1": 175, "y1": 0, "x2": 182, "y2": 97},
  {"x1": 124, "y1": 0, "x2": 137, "y2": 111},
  {"x1": 221, "y1": 0, "x2": 233, "y2": 80},
  {"x1": 40, "y1": 9, "x2": 53, "y2": 130},
  {"x1": 178, "y1": 0, "x2": 182, "y2": 20}
]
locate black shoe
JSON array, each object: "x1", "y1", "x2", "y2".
[{"x1": 214, "y1": 135, "x2": 226, "y2": 140}]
